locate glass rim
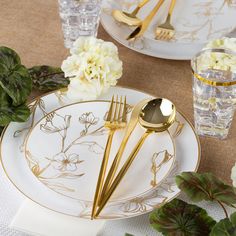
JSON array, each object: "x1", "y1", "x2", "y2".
[{"x1": 191, "y1": 48, "x2": 236, "y2": 87}]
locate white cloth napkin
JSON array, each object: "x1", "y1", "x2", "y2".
[{"x1": 10, "y1": 199, "x2": 105, "y2": 236}]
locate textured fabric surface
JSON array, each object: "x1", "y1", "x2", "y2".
[{"x1": 0, "y1": 0, "x2": 236, "y2": 235}]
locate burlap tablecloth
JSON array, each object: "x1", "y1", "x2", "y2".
[{"x1": 0, "y1": 2, "x2": 236, "y2": 234}]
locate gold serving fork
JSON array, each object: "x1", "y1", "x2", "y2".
[
  {"x1": 155, "y1": 0, "x2": 176, "y2": 41},
  {"x1": 127, "y1": 0, "x2": 165, "y2": 41},
  {"x1": 91, "y1": 95, "x2": 127, "y2": 219}
]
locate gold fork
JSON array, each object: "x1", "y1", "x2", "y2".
[
  {"x1": 91, "y1": 95, "x2": 127, "y2": 219},
  {"x1": 155, "y1": 0, "x2": 176, "y2": 41}
]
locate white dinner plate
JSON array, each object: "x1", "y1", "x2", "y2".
[
  {"x1": 25, "y1": 101, "x2": 175, "y2": 202},
  {"x1": 0, "y1": 86, "x2": 200, "y2": 219},
  {"x1": 101, "y1": 0, "x2": 236, "y2": 60}
]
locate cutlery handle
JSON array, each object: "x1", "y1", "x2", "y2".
[
  {"x1": 144, "y1": 0, "x2": 164, "y2": 23},
  {"x1": 99, "y1": 132, "x2": 131, "y2": 200},
  {"x1": 132, "y1": 0, "x2": 150, "y2": 15},
  {"x1": 138, "y1": 0, "x2": 150, "y2": 8},
  {"x1": 95, "y1": 131, "x2": 152, "y2": 218},
  {"x1": 91, "y1": 129, "x2": 115, "y2": 219},
  {"x1": 168, "y1": 0, "x2": 176, "y2": 15}
]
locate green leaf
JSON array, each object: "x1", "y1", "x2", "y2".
[
  {"x1": 0, "y1": 86, "x2": 30, "y2": 126},
  {"x1": 176, "y1": 172, "x2": 236, "y2": 206},
  {"x1": 0, "y1": 46, "x2": 21, "y2": 73},
  {"x1": 0, "y1": 64, "x2": 32, "y2": 106},
  {"x1": 28, "y1": 65, "x2": 69, "y2": 91},
  {"x1": 150, "y1": 198, "x2": 216, "y2": 236},
  {"x1": 210, "y1": 212, "x2": 236, "y2": 236},
  {"x1": 124, "y1": 234, "x2": 134, "y2": 236},
  {"x1": 0, "y1": 104, "x2": 30, "y2": 126}
]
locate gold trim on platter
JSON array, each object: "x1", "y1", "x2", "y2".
[
  {"x1": 193, "y1": 71, "x2": 236, "y2": 87},
  {"x1": 0, "y1": 85, "x2": 201, "y2": 220}
]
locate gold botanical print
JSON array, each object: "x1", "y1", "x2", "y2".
[
  {"x1": 122, "y1": 190, "x2": 168, "y2": 214},
  {"x1": 150, "y1": 150, "x2": 174, "y2": 187},
  {"x1": 13, "y1": 98, "x2": 48, "y2": 152},
  {"x1": 172, "y1": 120, "x2": 184, "y2": 138},
  {"x1": 25, "y1": 110, "x2": 107, "y2": 195},
  {"x1": 55, "y1": 88, "x2": 68, "y2": 107},
  {"x1": 158, "y1": 161, "x2": 179, "y2": 193}
]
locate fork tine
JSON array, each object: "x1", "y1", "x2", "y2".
[
  {"x1": 107, "y1": 95, "x2": 114, "y2": 121},
  {"x1": 157, "y1": 31, "x2": 164, "y2": 40},
  {"x1": 117, "y1": 96, "x2": 123, "y2": 122},
  {"x1": 113, "y1": 95, "x2": 119, "y2": 121},
  {"x1": 122, "y1": 96, "x2": 127, "y2": 122}
]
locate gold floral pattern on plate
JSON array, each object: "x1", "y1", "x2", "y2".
[{"x1": 24, "y1": 101, "x2": 175, "y2": 205}]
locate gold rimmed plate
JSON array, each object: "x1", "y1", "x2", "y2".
[
  {"x1": 101, "y1": 0, "x2": 236, "y2": 59},
  {"x1": 0, "y1": 86, "x2": 200, "y2": 219}
]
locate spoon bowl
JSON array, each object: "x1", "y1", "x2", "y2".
[
  {"x1": 112, "y1": 10, "x2": 142, "y2": 26},
  {"x1": 139, "y1": 98, "x2": 176, "y2": 132}
]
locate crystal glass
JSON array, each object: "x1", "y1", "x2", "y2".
[
  {"x1": 191, "y1": 48, "x2": 236, "y2": 139},
  {"x1": 58, "y1": 0, "x2": 101, "y2": 48}
]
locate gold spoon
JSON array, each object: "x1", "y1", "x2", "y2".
[
  {"x1": 127, "y1": 0, "x2": 164, "y2": 41},
  {"x1": 95, "y1": 98, "x2": 176, "y2": 218},
  {"x1": 112, "y1": 0, "x2": 150, "y2": 26}
]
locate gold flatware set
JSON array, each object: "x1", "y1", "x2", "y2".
[
  {"x1": 113, "y1": 0, "x2": 177, "y2": 41},
  {"x1": 92, "y1": 97, "x2": 176, "y2": 219}
]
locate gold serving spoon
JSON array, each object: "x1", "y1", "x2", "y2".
[
  {"x1": 112, "y1": 0, "x2": 150, "y2": 26},
  {"x1": 95, "y1": 98, "x2": 176, "y2": 218},
  {"x1": 127, "y1": 0, "x2": 165, "y2": 41}
]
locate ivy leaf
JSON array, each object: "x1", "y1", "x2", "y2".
[
  {"x1": 28, "y1": 65, "x2": 69, "y2": 91},
  {"x1": 0, "y1": 64, "x2": 32, "y2": 106},
  {"x1": 149, "y1": 198, "x2": 216, "y2": 236},
  {"x1": 176, "y1": 172, "x2": 236, "y2": 206},
  {"x1": 0, "y1": 46, "x2": 21, "y2": 72},
  {"x1": 210, "y1": 212, "x2": 236, "y2": 236}
]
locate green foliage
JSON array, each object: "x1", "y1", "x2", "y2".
[
  {"x1": 0, "y1": 47, "x2": 32, "y2": 127},
  {"x1": 150, "y1": 198, "x2": 216, "y2": 236},
  {"x1": 210, "y1": 212, "x2": 236, "y2": 236},
  {"x1": 176, "y1": 172, "x2": 236, "y2": 206},
  {"x1": 29, "y1": 65, "x2": 69, "y2": 91}
]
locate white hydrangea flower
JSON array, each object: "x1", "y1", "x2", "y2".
[
  {"x1": 62, "y1": 36, "x2": 123, "y2": 101},
  {"x1": 61, "y1": 55, "x2": 85, "y2": 78},
  {"x1": 231, "y1": 163, "x2": 236, "y2": 187},
  {"x1": 199, "y1": 37, "x2": 236, "y2": 72},
  {"x1": 205, "y1": 38, "x2": 236, "y2": 51},
  {"x1": 70, "y1": 36, "x2": 104, "y2": 55}
]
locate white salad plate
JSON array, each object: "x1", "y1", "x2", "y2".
[
  {"x1": 101, "y1": 0, "x2": 236, "y2": 60},
  {"x1": 0, "y1": 86, "x2": 200, "y2": 219}
]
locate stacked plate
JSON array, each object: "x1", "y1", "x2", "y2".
[
  {"x1": 0, "y1": 86, "x2": 200, "y2": 219},
  {"x1": 101, "y1": 0, "x2": 236, "y2": 59}
]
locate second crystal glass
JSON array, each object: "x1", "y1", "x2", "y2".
[
  {"x1": 58, "y1": 0, "x2": 101, "y2": 48},
  {"x1": 191, "y1": 48, "x2": 236, "y2": 139}
]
